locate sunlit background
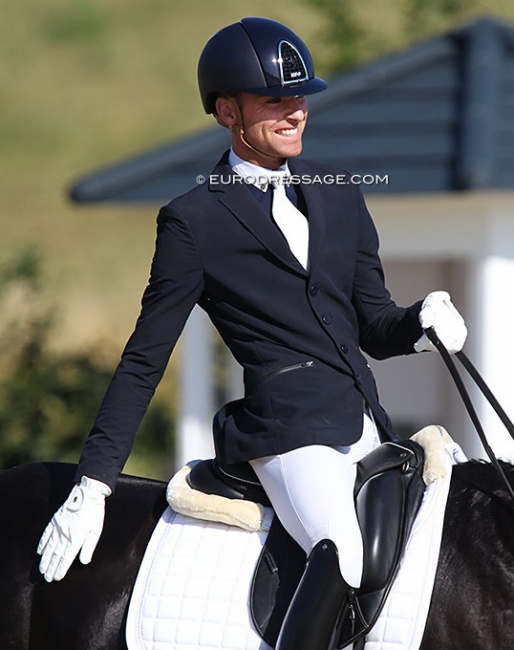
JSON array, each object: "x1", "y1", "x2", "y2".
[{"x1": 2, "y1": 0, "x2": 514, "y2": 479}]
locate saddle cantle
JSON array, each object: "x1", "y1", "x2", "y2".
[
  {"x1": 187, "y1": 440, "x2": 426, "y2": 649},
  {"x1": 188, "y1": 458, "x2": 271, "y2": 506}
]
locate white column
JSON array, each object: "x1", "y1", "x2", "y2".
[
  {"x1": 176, "y1": 306, "x2": 215, "y2": 467},
  {"x1": 226, "y1": 350, "x2": 244, "y2": 401},
  {"x1": 471, "y1": 255, "x2": 514, "y2": 462}
]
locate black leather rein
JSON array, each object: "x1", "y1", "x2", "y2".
[{"x1": 425, "y1": 326, "x2": 514, "y2": 503}]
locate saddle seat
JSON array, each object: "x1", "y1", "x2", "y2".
[{"x1": 187, "y1": 440, "x2": 426, "y2": 648}]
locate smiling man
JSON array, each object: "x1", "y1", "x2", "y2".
[
  {"x1": 37, "y1": 17, "x2": 467, "y2": 650},
  {"x1": 216, "y1": 93, "x2": 309, "y2": 166}
]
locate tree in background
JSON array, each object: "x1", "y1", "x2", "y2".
[
  {"x1": 305, "y1": 0, "x2": 479, "y2": 72},
  {"x1": 0, "y1": 248, "x2": 175, "y2": 479}
]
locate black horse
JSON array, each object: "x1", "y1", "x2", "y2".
[{"x1": 0, "y1": 459, "x2": 513, "y2": 649}]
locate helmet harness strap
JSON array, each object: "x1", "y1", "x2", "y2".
[{"x1": 216, "y1": 97, "x2": 283, "y2": 162}]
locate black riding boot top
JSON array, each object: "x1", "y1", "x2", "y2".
[{"x1": 275, "y1": 538, "x2": 352, "y2": 650}]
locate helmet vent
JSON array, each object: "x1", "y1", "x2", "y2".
[{"x1": 278, "y1": 40, "x2": 309, "y2": 85}]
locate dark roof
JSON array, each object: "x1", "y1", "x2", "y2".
[{"x1": 70, "y1": 16, "x2": 514, "y2": 203}]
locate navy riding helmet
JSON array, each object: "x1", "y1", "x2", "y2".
[{"x1": 198, "y1": 17, "x2": 327, "y2": 114}]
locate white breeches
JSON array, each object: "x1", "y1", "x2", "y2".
[{"x1": 250, "y1": 411, "x2": 380, "y2": 588}]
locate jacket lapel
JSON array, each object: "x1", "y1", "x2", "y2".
[{"x1": 209, "y1": 156, "x2": 309, "y2": 276}]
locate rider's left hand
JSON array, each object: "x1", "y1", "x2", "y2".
[{"x1": 414, "y1": 291, "x2": 467, "y2": 354}]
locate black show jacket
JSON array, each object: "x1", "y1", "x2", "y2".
[{"x1": 75, "y1": 152, "x2": 423, "y2": 491}]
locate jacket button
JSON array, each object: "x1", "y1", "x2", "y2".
[
  {"x1": 322, "y1": 313, "x2": 333, "y2": 325},
  {"x1": 340, "y1": 344, "x2": 349, "y2": 354},
  {"x1": 309, "y1": 285, "x2": 319, "y2": 296},
  {"x1": 356, "y1": 374, "x2": 363, "y2": 385}
]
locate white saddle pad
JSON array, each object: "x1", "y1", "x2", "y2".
[
  {"x1": 126, "y1": 451, "x2": 455, "y2": 650},
  {"x1": 126, "y1": 507, "x2": 275, "y2": 650}
]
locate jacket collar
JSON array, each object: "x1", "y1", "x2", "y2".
[{"x1": 208, "y1": 152, "x2": 325, "y2": 276}]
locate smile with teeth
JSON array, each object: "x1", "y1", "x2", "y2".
[{"x1": 276, "y1": 128, "x2": 298, "y2": 136}]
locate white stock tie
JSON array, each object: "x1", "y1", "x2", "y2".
[{"x1": 271, "y1": 178, "x2": 309, "y2": 270}]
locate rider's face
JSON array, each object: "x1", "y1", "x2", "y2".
[{"x1": 218, "y1": 92, "x2": 308, "y2": 169}]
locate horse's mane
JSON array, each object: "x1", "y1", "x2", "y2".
[
  {"x1": 452, "y1": 458, "x2": 514, "y2": 500},
  {"x1": 446, "y1": 459, "x2": 514, "y2": 550},
  {"x1": 422, "y1": 468, "x2": 514, "y2": 648}
]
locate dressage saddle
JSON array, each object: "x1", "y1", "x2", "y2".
[{"x1": 187, "y1": 440, "x2": 426, "y2": 649}]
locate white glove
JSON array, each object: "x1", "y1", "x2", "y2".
[
  {"x1": 414, "y1": 291, "x2": 467, "y2": 354},
  {"x1": 37, "y1": 475, "x2": 111, "y2": 582}
]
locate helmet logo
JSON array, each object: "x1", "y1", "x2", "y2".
[{"x1": 277, "y1": 40, "x2": 309, "y2": 86}]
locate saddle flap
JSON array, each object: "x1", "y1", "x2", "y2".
[
  {"x1": 348, "y1": 439, "x2": 427, "y2": 641},
  {"x1": 357, "y1": 472, "x2": 406, "y2": 591}
]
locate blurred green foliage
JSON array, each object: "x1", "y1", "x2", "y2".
[
  {"x1": 42, "y1": 4, "x2": 109, "y2": 44},
  {"x1": 0, "y1": 1, "x2": 321, "y2": 480},
  {"x1": 2, "y1": 0, "x2": 514, "y2": 480},
  {"x1": 0, "y1": 249, "x2": 175, "y2": 477},
  {"x1": 305, "y1": 0, "x2": 512, "y2": 72}
]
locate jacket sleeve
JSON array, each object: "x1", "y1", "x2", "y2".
[
  {"x1": 351, "y1": 189, "x2": 423, "y2": 360},
  {"x1": 74, "y1": 205, "x2": 204, "y2": 491}
]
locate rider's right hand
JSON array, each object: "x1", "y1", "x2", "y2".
[{"x1": 37, "y1": 476, "x2": 111, "y2": 582}]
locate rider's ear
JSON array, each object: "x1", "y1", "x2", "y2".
[{"x1": 214, "y1": 96, "x2": 237, "y2": 128}]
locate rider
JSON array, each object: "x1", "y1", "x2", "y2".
[{"x1": 37, "y1": 17, "x2": 467, "y2": 650}]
